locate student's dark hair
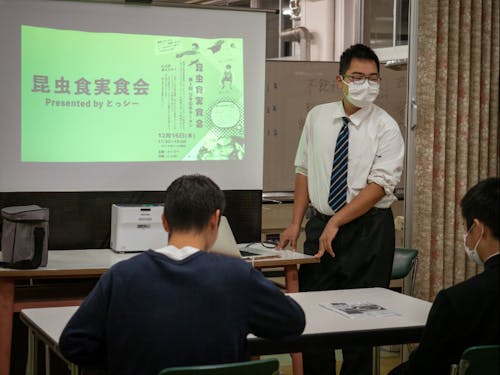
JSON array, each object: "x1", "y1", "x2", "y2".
[
  {"x1": 164, "y1": 174, "x2": 225, "y2": 234},
  {"x1": 339, "y1": 44, "x2": 380, "y2": 76},
  {"x1": 461, "y1": 177, "x2": 500, "y2": 240}
]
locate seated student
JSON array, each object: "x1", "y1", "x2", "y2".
[
  {"x1": 389, "y1": 177, "x2": 500, "y2": 375},
  {"x1": 59, "y1": 174, "x2": 306, "y2": 375}
]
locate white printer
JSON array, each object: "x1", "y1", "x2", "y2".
[{"x1": 110, "y1": 204, "x2": 167, "y2": 253}]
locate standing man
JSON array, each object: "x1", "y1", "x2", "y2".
[
  {"x1": 278, "y1": 44, "x2": 405, "y2": 375},
  {"x1": 60, "y1": 174, "x2": 305, "y2": 375}
]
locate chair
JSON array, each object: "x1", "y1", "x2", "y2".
[
  {"x1": 391, "y1": 247, "x2": 418, "y2": 296},
  {"x1": 450, "y1": 345, "x2": 500, "y2": 375},
  {"x1": 374, "y1": 247, "x2": 419, "y2": 375},
  {"x1": 158, "y1": 358, "x2": 280, "y2": 375}
]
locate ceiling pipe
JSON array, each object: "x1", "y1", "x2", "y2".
[
  {"x1": 385, "y1": 58, "x2": 408, "y2": 71},
  {"x1": 280, "y1": 26, "x2": 311, "y2": 60}
]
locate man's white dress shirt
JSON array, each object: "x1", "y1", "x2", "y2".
[{"x1": 295, "y1": 101, "x2": 404, "y2": 215}]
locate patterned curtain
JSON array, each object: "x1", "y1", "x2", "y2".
[{"x1": 413, "y1": 0, "x2": 499, "y2": 301}]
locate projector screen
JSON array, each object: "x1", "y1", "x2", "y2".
[{"x1": 0, "y1": 0, "x2": 266, "y2": 191}]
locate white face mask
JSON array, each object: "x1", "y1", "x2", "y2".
[
  {"x1": 343, "y1": 79, "x2": 380, "y2": 108},
  {"x1": 463, "y1": 223, "x2": 484, "y2": 266}
]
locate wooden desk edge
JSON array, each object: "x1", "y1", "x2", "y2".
[
  {"x1": 253, "y1": 256, "x2": 319, "y2": 267},
  {"x1": 0, "y1": 268, "x2": 108, "y2": 278}
]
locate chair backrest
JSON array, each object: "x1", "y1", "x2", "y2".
[
  {"x1": 158, "y1": 358, "x2": 280, "y2": 375},
  {"x1": 391, "y1": 247, "x2": 418, "y2": 280},
  {"x1": 455, "y1": 345, "x2": 500, "y2": 375},
  {"x1": 391, "y1": 247, "x2": 418, "y2": 297}
]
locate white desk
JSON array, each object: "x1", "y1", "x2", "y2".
[
  {"x1": 249, "y1": 287, "x2": 432, "y2": 354},
  {"x1": 20, "y1": 287, "x2": 431, "y2": 374},
  {"x1": 0, "y1": 248, "x2": 317, "y2": 375},
  {"x1": 21, "y1": 306, "x2": 80, "y2": 375}
]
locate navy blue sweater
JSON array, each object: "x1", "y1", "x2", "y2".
[{"x1": 59, "y1": 250, "x2": 305, "y2": 375}]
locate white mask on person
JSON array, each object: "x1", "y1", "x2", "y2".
[
  {"x1": 462, "y1": 223, "x2": 484, "y2": 266},
  {"x1": 343, "y1": 80, "x2": 380, "y2": 108}
]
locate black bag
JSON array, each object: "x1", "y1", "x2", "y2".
[{"x1": 0, "y1": 205, "x2": 49, "y2": 269}]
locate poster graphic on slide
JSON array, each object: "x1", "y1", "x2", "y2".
[{"x1": 21, "y1": 25, "x2": 244, "y2": 162}]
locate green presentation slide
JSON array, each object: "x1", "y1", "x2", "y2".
[{"x1": 21, "y1": 25, "x2": 244, "y2": 162}]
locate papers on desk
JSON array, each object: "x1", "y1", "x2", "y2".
[{"x1": 319, "y1": 301, "x2": 400, "y2": 319}]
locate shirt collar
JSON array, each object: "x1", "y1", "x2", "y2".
[
  {"x1": 153, "y1": 245, "x2": 200, "y2": 260},
  {"x1": 332, "y1": 101, "x2": 374, "y2": 128}
]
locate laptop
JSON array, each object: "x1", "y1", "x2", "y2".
[{"x1": 209, "y1": 216, "x2": 280, "y2": 260}]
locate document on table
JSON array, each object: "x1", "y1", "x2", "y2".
[{"x1": 319, "y1": 301, "x2": 400, "y2": 319}]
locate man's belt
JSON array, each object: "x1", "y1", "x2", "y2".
[
  {"x1": 309, "y1": 206, "x2": 390, "y2": 223},
  {"x1": 309, "y1": 207, "x2": 333, "y2": 222}
]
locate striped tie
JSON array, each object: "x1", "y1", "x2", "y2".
[{"x1": 328, "y1": 117, "x2": 349, "y2": 212}]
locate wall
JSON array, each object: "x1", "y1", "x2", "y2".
[{"x1": 0, "y1": 190, "x2": 262, "y2": 249}]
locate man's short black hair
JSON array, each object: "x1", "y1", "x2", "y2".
[
  {"x1": 461, "y1": 177, "x2": 500, "y2": 239},
  {"x1": 339, "y1": 44, "x2": 380, "y2": 76},
  {"x1": 164, "y1": 174, "x2": 226, "y2": 234}
]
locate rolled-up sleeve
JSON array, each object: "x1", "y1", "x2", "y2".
[{"x1": 367, "y1": 124, "x2": 404, "y2": 196}]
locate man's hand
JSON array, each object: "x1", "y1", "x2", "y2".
[
  {"x1": 315, "y1": 219, "x2": 340, "y2": 258},
  {"x1": 313, "y1": 183, "x2": 385, "y2": 258},
  {"x1": 277, "y1": 223, "x2": 301, "y2": 251}
]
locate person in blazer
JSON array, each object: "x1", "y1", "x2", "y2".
[{"x1": 389, "y1": 177, "x2": 500, "y2": 374}]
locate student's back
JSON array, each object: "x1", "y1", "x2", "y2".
[{"x1": 59, "y1": 250, "x2": 305, "y2": 375}]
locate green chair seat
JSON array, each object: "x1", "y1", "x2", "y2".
[
  {"x1": 451, "y1": 345, "x2": 500, "y2": 375},
  {"x1": 158, "y1": 358, "x2": 280, "y2": 375}
]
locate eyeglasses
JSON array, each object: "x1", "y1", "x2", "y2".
[{"x1": 343, "y1": 73, "x2": 381, "y2": 85}]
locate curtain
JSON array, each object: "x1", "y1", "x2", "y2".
[{"x1": 413, "y1": 0, "x2": 499, "y2": 302}]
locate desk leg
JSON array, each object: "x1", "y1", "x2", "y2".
[
  {"x1": 283, "y1": 267, "x2": 303, "y2": 375},
  {"x1": 284, "y1": 265, "x2": 299, "y2": 293},
  {"x1": 373, "y1": 347, "x2": 380, "y2": 375},
  {"x1": 292, "y1": 353, "x2": 303, "y2": 375},
  {"x1": 0, "y1": 278, "x2": 14, "y2": 375},
  {"x1": 69, "y1": 363, "x2": 80, "y2": 375},
  {"x1": 25, "y1": 328, "x2": 37, "y2": 375},
  {"x1": 45, "y1": 344, "x2": 51, "y2": 375}
]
